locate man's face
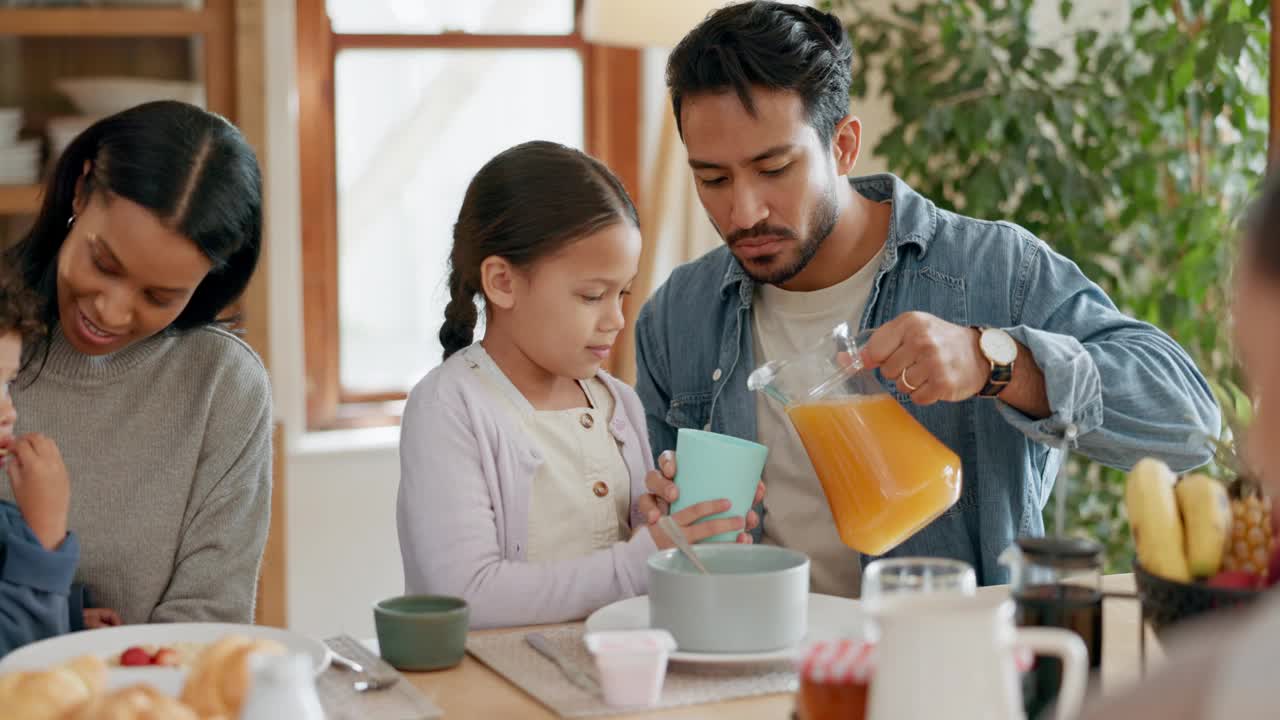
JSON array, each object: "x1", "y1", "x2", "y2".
[{"x1": 680, "y1": 88, "x2": 843, "y2": 285}]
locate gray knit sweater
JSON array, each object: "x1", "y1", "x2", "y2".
[{"x1": 0, "y1": 326, "x2": 272, "y2": 625}]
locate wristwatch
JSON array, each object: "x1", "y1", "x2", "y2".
[{"x1": 974, "y1": 326, "x2": 1017, "y2": 397}]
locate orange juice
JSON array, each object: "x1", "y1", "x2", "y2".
[{"x1": 786, "y1": 395, "x2": 962, "y2": 555}]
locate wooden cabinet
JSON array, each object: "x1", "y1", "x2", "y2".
[
  {"x1": 0, "y1": 1, "x2": 237, "y2": 219},
  {"x1": 0, "y1": 183, "x2": 40, "y2": 216}
]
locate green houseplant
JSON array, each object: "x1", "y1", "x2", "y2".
[{"x1": 825, "y1": 0, "x2": 1270, "y2": 569}]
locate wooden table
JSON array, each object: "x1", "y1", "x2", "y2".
[{"x1": 404, "y1": 574, "x2": 1155, "y2": 718}]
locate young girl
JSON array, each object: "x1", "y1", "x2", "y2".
[{"x1": 397, "y1": 141, "x2": 748, "y2": 628}]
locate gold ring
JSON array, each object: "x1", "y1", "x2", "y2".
[{"x1": 900, "y1": 368, "x2": 919, "y2": 392}]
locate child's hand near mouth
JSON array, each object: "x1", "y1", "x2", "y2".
[{"x1": 7, "y1": 433, "x2": 72, "y2": 551}]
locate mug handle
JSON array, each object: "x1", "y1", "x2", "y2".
[{"x1": 1016, "y1": 627, "x2": 1089, "y2": 720}]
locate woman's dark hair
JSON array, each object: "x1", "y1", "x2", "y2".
[
  {"x1": 0, "y1": 264, "x2": 44, "y2": 348},
  {"x1": 2, "y1": 100, "x2": 262, "y2": 358},
  {"x1": 440, "y1": 140, "x2": 639, "y2": 360},
  {"x1": 1247, "y1": 170, "x2": 1280, "y2": 277},
  {"x1": 666, "y1": 1, "x2": 855, "y2": 144}
]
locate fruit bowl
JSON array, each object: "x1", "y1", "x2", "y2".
[{"x1": 1133, "y1": 560, "x2": 1261, "y2": 637}]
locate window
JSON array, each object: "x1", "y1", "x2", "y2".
[{"x1": 297, "y1": 0, "x2": 639, "y2": 429}]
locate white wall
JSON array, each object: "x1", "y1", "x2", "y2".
[
  {"x1": 263, "y1": 1, "x2": 403, "y2": 641},
  {"x1": 287, "y1": 430, "x2": 403, "y2": 639}
]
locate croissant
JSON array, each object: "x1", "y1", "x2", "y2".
[
  {"x1": 0, "y1": 655, "x2": 107, "y2": 720},
  {"x1": 178, "y1": 635, "x2": 285, "y2": 719},
  {"x1": 61, "y1": 684, "x2": 197, "y2": 720}
]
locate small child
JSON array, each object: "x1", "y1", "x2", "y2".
[
  {"x1": 397, "y1": 141, "x2": 748, "y2": 628},
  {"x1": 0, "y1": 266, "x2": 80, "y2": 656}
]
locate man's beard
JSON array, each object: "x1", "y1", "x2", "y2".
[{"x1": 726, "y1": 183, "x2": 839, "y2": 286}]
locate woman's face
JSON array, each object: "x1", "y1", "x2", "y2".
[
  {"x1": 1234, "y1": 249, "x2": 1280, "y2": 494},
  {"x1": 56, "y1": 189, "x2": 212, "y2": 356}
]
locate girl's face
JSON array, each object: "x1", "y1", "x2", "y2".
[
  {"x1": 57, "y1": 189, "x2": 212, "y2": 356},
  {"x1": 0, "y1": 331, "x2": 19, "y2": 456},
  {"x1": 1234, "y1": 248, "x2": 1280, "y2": 495},
  {"x1": 503, "y1": 221, "x2": 641, "y2": 381}
]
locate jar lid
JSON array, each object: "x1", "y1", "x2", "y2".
[
  {"x1": 1015, "y1": 536, "x2": 1103, "y2": 569},
  {"x1": 796, "y1": 639, "x2": 875, "y2": 684}
]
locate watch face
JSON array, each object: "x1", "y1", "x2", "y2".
[{"x1": 980, "y1": 329, "x2": 1018, "y2": 365}]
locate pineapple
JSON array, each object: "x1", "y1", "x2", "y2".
[
  {"x1": 1223, "y1": 477, "x2": 1273, "y2": 580},
  {"x1": 1210, "y1": 382, "x2": 1272, "y2": 581}
]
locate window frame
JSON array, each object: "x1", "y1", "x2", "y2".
[{"x1": 296, "y1": 0, "x2": 640, "y2": 430}]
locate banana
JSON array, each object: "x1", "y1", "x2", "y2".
[
  {"x1": 1175, "y1": 473, "x2": 1231, "y2": 577},
  {"x1": 1126, "y1": 458, "x2": 1191, "y2": 582}
]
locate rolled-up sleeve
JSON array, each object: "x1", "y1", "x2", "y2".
[
  {"x1": 0, "y1": 507, "x2": 79, "y2": 656},
  {"x1": 998, "y1": 238, "x2": 1220, "y2": 473}
]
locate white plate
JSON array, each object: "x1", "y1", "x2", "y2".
[
  {"x1": 55, "y1": 77, "x2": 205, "y2": 115},
  {"x1": 0, "y1": 623, "x2": 331, "y2": 696},
  {"x1": 584, "y1": 593, "x2": 864, "y2": 664}
]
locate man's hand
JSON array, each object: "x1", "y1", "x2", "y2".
[
  {"x1": 858, "y1": 312, "x2": 989, "y2": 405},
  {"x1": 860, "y1": 312, "x2": 1050, "y2": 417}
]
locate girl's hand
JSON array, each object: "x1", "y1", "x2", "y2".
[
  {"x1": 640, "y1": 451, "x2": 766, "y2": 546},
  {"x1": 650, "y1": 498, "x2": 748, "y2": 548},
  {"x1": 7, "y1": 433, "x2": 71, "y2": 551}
]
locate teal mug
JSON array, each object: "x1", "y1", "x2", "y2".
[
  {"x1": 373, "y1": 594, "x2": 470, "y2": 671},
  {"x1": 669, "y1": 428, "x2": 768, "y2": 543}
]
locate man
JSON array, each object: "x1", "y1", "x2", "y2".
[{"x1": 634, "y1": 1, "x2": 1219, "y2": 592}]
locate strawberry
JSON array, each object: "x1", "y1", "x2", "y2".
[
  {"x1": 1208, "y1": 570, "x2": 1262, "y2": 590},
  {"x1": 1268, "y1": 543, "x2": 1280, "y2": 588},
  {"x1": 152, "y1": 648, "x2": 179, "y2": 667},
  {"x1": 120, "y1": 647, "x2": 153, "y2": 666}
]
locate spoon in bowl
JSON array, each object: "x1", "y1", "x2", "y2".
[{"x1": 657, "y1": 514, "x2": 710, "y2": 575}]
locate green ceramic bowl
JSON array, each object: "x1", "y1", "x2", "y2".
[{"x1": 373, "y1": 594, "x2": 470, "y2": 671}]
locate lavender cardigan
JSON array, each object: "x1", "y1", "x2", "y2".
[{"x1": 396, "y1": 347, "x2": 659, "y2": 629}]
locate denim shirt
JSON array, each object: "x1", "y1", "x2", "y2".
[{"x1": 634, "y1": 174, "x2": 1220, "y2": 585}]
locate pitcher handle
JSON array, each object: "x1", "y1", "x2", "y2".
[{"x1": 1016, "y1": 627, "x2": 1089, "y2": 720}]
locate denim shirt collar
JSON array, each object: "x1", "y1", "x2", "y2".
[{"x1": 718, "y1": 173, "x2": 938, "y2": 304}]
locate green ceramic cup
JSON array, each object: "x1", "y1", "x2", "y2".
[
  {"x1": 670, "y1": 428, "x2": 769, "y2": 543},
  {"x1": 373, "y1": 594, "x2": 470, "y2": 671}
]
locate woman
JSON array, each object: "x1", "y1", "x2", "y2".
[
  {"x1": 1081, "y1": 175, "x2": 1280, "y2": 718},
  {"x1": 0, "y1": 100, "x2": 270, "y2": 626}
]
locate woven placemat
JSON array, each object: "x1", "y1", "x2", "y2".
[
  {"x1": 318, "y1": 636, "x2": 443, "y2": 720},
  {"x1": 466, "y1": 626, "x2": 797, "y2": 718}
]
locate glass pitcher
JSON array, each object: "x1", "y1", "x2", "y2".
[{"x1": 747, "y1": 321, "x2": 962, "y2": 555}]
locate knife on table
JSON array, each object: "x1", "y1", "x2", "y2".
[{"x1": 525, "y1": 632, "x2": 600, "y2": 694}]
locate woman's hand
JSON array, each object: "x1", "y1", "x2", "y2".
[
  {"x1": 84, "y1": 608, "x2": 123, "y2": 629},
  {"x1": 638, "y1": 450, "x2": 766, "y2": 545}
]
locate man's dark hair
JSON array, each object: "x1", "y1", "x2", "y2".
[{"x1": 666, "y1": 1, "x2": 855, "y2": 144}]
